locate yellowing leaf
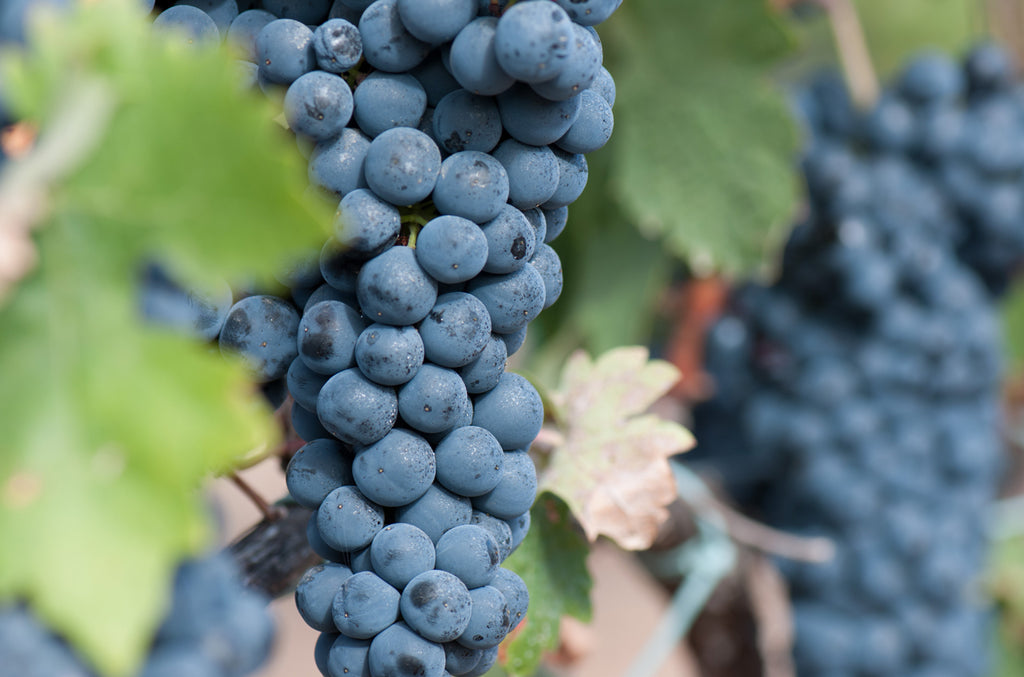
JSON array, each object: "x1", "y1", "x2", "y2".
[{"x1": 542, "y1": 347, "x2": 695, "y2": 550}]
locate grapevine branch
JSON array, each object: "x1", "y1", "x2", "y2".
[
  {"x1": 773, "y1": 0, "x2": 879, "y2": 108},
  {"x1": 229, "y1": 500, "x2": 320, "y2": 597},
  {"x1": 818, "y1": 0, "x2": 879, "y2": 108}
]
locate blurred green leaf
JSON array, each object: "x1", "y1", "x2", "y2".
[
  {"x1": 1002, "y1": 282, "x2": 1024, "y2": 370},
  {"x1": 0, "y1": 1, "x2": 331, "y2": 674},
  {"x1": 603, "y1": 0, "x2": 802, "y2": 276},
  {"x1": 503, "y1": 493, "x2": 592, "y2": 677},
  {"x1": 856, "y1": 0, "x2": 983, "y2": 77}
]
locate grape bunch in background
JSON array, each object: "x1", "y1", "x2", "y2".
[
  {"x1": 0, "y1": 554, "x2": 273, "y2": 677},
  {"x1": 148, "y1": 0, "x2": 620, "y2": 675},
  {"x1": 691, "y1": 46, "x2": 1020, "y2": 677}
]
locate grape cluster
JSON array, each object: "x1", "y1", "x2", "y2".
[
  {"x1": 149, "y1": 1, "x2": 621, "y2": 675},
  {"x1": 0, "y1": 553, "x2": 274, "y2": 677},
  {"x1": 690, "y1": 47, "x2": 1017, "y2": 677}
]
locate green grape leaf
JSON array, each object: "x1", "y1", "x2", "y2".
[
  {"x1": 502, "y1": 492, "x2": 592, "y2": 677},
  {"x1": 604, "y1": 0, "x2": 802, "y2": 276},
  {"x1": 541, "y1": 347, "x2": 695, "y2": 550},
  {"x1": 0, "y1": 1, "x2": 332, "y2": 674}
]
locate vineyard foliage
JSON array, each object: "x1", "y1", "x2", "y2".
[{"x1": 2, "y1": 0, "x2": 1024, "y2": 676}]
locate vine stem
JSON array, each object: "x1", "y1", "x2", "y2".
[
  {"x1": 229, "y1": 472, "x2": 285, "y2": 522},
  {"x1": 674, "y1": 464, "x2": 835, "y2": 563},
  {"x1": 772, "y1": 0, "x2": 879, "y2": 108},
  {"x1": 819, "y1": 0, "x2": 879, "y2": 108}
]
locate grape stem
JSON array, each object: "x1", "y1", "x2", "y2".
[
  {"x1": 674, "y1": 464, "x2": 836, "y2": 563},
  {"x1": 773, "y1": 0, "x2": 879, "y2": 108},
  {"x1": 230, "y1": 472, "x2": 286, "y2": 522}
]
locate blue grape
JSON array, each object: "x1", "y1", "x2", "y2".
[
  {"x1": 965, "y1": 42, "x2": 1013, "y2": 93},
  {"x1": 364, "y1": 126, "x2": 442, "y2": 205},
  {"x1": 0, "y1": 606, "x2": 94, "y2": 677},
  {"x1": 471, "y1": 372, "x2": 543, "y2": 449},
  {"x1": 497, "y1": 325, "x2": 527, "y2": 356},
  {"x1": 316, "y1": 632, "x2": 341, "y2": 677},
  {"x1": 400, "y1": 570, "x2": 473, "y2": 642},
  {"x1": 472, "y1": 450, "x2": 537, "y2": 519},
  {"x1": 480, "y1": 204, "x2": 536, "y2": 274},
  {"x1": 521, "y1": 208, "x2": 547, "y2": 252},
  {"x1": 411, "y1": 51, "x2": 461, "y2": 106},
  {"x1": 313, "y1": 18, "x2": 363, "y2": 73},
  {"x1": 419, "y1": 292, "x2": 493, "y2": 368},
  {"x1": 488, "y1": 567, "x2": 528, "y2": 631},
  {"x1": 530, "y1": 23, "x2": 602, "y2": 102},
  {"x1": 219, "y1": 295, "x2": 300, "y2": 382},
  {"x1": 397, "y1": 0, "x2": 476, "y2": 45},
  {"x1": 310, "y1": 127, "x2": 371, "y2": 198},
  {"x1": 415, "y1": 215, "x2": 489, "y2": 284},
  {"x1": 286, "y1": 437, "x2": 354, "y2": 509},
  {"x1": 359, "y1": 0, "x2": 430, "y2": 72},
  {"x1": 395, "y1": 483, "x2": 473, "y2": 542},
  {"x1": 467, "y1": 265, "x2": 546, "y2": 334},
  {"x1": 293, "y1": 402, "x2": 332, "y2": 441},
  {"x1": 529, "y1": 243, "x2": 563, "y2": 308},
  {"x1": 328, "y1": 634, "x2": 371, "y2": 677},
  {"x1": 332, "y1": 571, "x2": 401, "y2": 639},
  {"x1": 551, "y1": 0, "x2": 622, "y2": 26},
  {"x1": 357, "y1": 245, "x2": 438, "y2": 325},
  {"x1": 435, "y1": 524, "x2": 500, "y2": 589},
  {"x1": 506, "y1": 509, "x2": 530, "y2": 554},
  {"x1": 498, "y1": 84, "x2": 582, "y2": 147},
  {"x1": 434, "y1": 426, "x2": 504, "y2": 497},
  {"x1": 307, "y1": 512, "x2": 348, "y2": 561},
  {"x1": 295, "y1": 562, "x2": 354, "y2": 631},
  {"x1": 456, "y1": 586, "x2": 509, "y2": 649},
  {"x1": 352, "y1": 428, "x2": 436, "y2": 506},
  {"x1": 542, "y1": 148, "x2": 588, "y2": 209},
  {"x1": 490, "y1": 139, "x2": 559, "y2": 210},
  {"x1": 138, "y1": 263, "x2": 233, "y2": 341},
  {"x1": 433, "y1": 151, "x2": 509, "y2": 224},
  {"x1": 354, "y1": 323, "x2": 424, "y2": 385},
  {"x1": 227, "y1": 9, "x2": 275, "y2": 60},
  {"x1": 463, "y1": 645, "x2": 498, "y2": 677},
  {"x1": 153, "y1": 5, "x2": 220, "y2": 45},
  {"x1": 898, "y1": 51, "x2": 964, "y2": 104},
  {"x1": 368, "y1": 622, "x2": 446, "y2": 677},
  {"x1": 284, "y1": 71, "x2": 354, "y2": 141},
  {"x1": 175, "y1": 0, "x2": 238, "y2": 34},
  {"x1": 235, "y1": 58, "x2": 259, "y2": 88},
  {"x1": 493, "y1": 2, "x2": 573, "y2": 84},
  {"x1": 542, "y1": 205, "x2": 568, "y2": 243},
  {"x1": 317, "y1": 367, "x2": 397, "y2": 444},
  {"x1": 458, "y1": 334, "x2": 507, "y2": 394},
  {"x1": 139, "y1": 648, "x2": 220, "y2": 677},
  {"x1": 335, "y1": 187, "x2": 402, "y2": 256},
  {"x1": 297, "y1": 299, "x2": 366, "y2": 375},
  {"x1": 369, "y1": 522, "x2": 436, "y2": 590},
  {"x1": 590, "y1": 66, "x2": 616, "y2": 107},
  {"x1": 432, "y1": 89, "x2": 503, "y2": 154},
  {"x1": 443, "y1": 642, "x2": 483, "y2": 676},
  {"x1": 449, "y1": 17, "x2": 514, "y2": 96},
  {"x1": 255, "y1": 19, "x2": 315, "y2": 84},
  {"x1": 353, "y1": 71, "x2": 427, "y2": 138},
  {"x1": 263, "y1": 0, "x2": 331, "y2": 23},
  {"x1": 470, "y1": 511, "x2": 513, "y2": 561},
  {"x1": 317, "y1": 485, "x2": 386, "y2": 552},
  {"x1": 398, "y1": 363, "x2": 472, "y2": 433},
  {"x1": 556, "y1": 88, "x2": 613, "y2": 154}
]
